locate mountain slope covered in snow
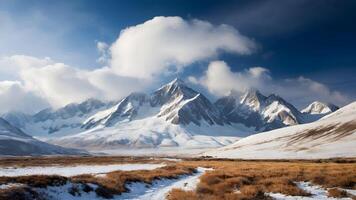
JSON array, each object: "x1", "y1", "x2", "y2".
[
  {"x1": 204, "y1": 101, "x2": 356, "y2": 159},
  {"x1": 215, "y1": 89, "x2": 303, "y2": 131},
  {"x1": 0, "y1": 118, "x2": 83, "y2": 156},
  {"x1": 2, "y1": 99, "x2": 114, "y2": 137},
  {"x1": 51, "y1": 79, "x2": 253, "y2": 152}
]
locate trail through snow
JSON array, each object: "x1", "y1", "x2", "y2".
[
  {"x1": 33, "y1": 167, "x2": 210, "y2": 200},
  {"x1": 117, "y1": 167, "x2": 210, "y2": 200}
]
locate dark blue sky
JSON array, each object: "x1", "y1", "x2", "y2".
[{"x1": 1, "y1": 0, "x2": 355, "y2": 103}]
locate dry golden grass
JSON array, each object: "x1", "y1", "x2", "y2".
[
  {"x1": 71, "y1": 165, "x2": 196, "y2": 196},
  {"x1": 327, "y1": 188, "x2": 348, "y2": 198},
  {"x1": 0, "y1": 157, "x2": 355, "y2": 200},
  {"x1": 168, "y1": 160, "x2": 356, "y2": 200},
  {"x1": 0, "y1": 164, "x2": 196, "y2": 200}
]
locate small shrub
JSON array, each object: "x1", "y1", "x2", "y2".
[{"x1": 328, "y1": 188, "x2": 348, "y2": 198}]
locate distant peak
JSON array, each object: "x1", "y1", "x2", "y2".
[
  {"x1": 156, "y1": 78, "x2": 191, "y2": 93},
  {"x1": 302, "y1": 101, "x2": 339, "y2": 114},
  {"x1": 309, "y1": 101, "x2": 338, "y2": 108},
  {"x1": 241, "y1": 88, "x2": 266, "y2": 101}
]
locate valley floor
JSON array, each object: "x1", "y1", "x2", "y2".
[{"x1": 0, "y1": 156, "x2": 355, "y2": 200}]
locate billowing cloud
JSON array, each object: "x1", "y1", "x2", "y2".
[
  {"x1": 190, "y1": 60, "x2": 349, "y2": 107},
  {"x1": 189, "y1": 61, "x2": 270, "y2": 96},
  {"x1": 0, "y1": 55, "x2": 147, "y2": 113},
  {"x1": 0, "y1": 55, "x2": 53, "y2": 80},
  {"x1": 110, "y1": 16, "x2": 257, "y2": 79},
  {"x1": 0, "y1": 81, "x2": 49, "y2": 114}
]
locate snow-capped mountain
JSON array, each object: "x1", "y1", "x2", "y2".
[
  {"x1": 302, "y1": 101, "x2": 339, "y2": 114},
  {"x1": 52, "y1": 79, "x2": 251, "y2": 153},
  {"x1": 300, "y1": 101, "x2": 339, "y2": 123},
  {"x1": 82, "y1": 78, "x2": 229, "y2": 130},
  {"x1": 215, "y1": 89, "x2": 303, "y2": 131},
  {"x1": 0, "y1": 117, "x2": 83, "y2": 156},
  {"x1": 2, "y1": 78, "x2": 341, "y2": 155},
  {"x1": 151, "y1": 78, "x2": 228, "y2": 126},
  {"x1": 2, "y1": 98, "x2": 113, "y2": 137},
  {"x1": 204, "y1": 101, "x2": 356, "y2": 159}
]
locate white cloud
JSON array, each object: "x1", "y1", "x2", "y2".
[
  {"x1": 20, "y1": 63, "x2": 101, "y2": 107},
  {"x1": 0, "y1": 81, "x2": 49, "y2": 114},
  {"x1": 190, "y1": 60, "x2": 350, "y2": 107},
  {"x1": 0, "y1": 16, "x2": 349, "y2": 114},
  {"x1": 110, "y1": 16, "x2": 257, "y2": 79},
  {"x1": 0, "y1": 55, "x2": 53, "y2": 80},
  {"x1": 0, "y1": 55, "x2": 147, "y2": 113},
  {"x1": 190, "y1": 61, "x2": 269, "y2": 96}
]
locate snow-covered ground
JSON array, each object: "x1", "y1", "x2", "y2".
[
  {"x1": 268, "y1": 182, "x2": 355, "y2": 200},
  {"x1": 117, "y1": 167, "x2": 210, "y2": 200},
  {"x1": 0, "y1": 163, "x2": 165, "y2": 177},
  {"x1": 52, "y1": 115, "x2": 242, "y2": 151},
  {"x1": 204, "y1": 102, "x2": 356, "y2": 159},
  {"x1": 0, "y1": 183, "x2": 25, "y2": 190},
  {"x1": 32, "y1": 167, "x2": 210, "y2": 200}
]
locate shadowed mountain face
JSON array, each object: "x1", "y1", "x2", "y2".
[
  {"x1": 215, "y1": 89, "x2": 303, "y2": 131},
  {"x1": 0, "y1": 117, "x2": 84, "y2": 156}
]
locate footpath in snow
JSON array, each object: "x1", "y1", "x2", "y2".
[
  {"x1": 0, "y1": 163, "x2": 165, "y2": 177},
  {"x1": 117, "y1": 167, "x2": 210, "y2": 200},
  {"x1": 32, "y1": 167, "x2": 210, "y2": 200}
]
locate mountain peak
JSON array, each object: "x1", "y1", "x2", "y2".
[
  {"x1": 151, "y1": 78, "x2": 198, "y2": 106},
  {"x1": 302, "y1": 101, "x2": 339, "y2": 114},
  {"x1": 157, "y1": 78, "x2": 187, "y2": 91},
  {"x1": 240, "y1": 88, "x2": 267, "y2": 110}
]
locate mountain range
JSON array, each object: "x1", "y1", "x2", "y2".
[{"x1": 1, "y1": 78, "x2": 344, "y2": 155}]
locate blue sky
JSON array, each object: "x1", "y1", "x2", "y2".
[{"x1": 0, "y1": 0, "x2": 355, "y2": 113}]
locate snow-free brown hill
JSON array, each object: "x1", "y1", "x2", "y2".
[{"x1": 204, "y1": 101, "x2": 356, "y2": 159}]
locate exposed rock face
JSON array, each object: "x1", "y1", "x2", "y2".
[
  {"x1": 83, "y1": 78, "x2": 229, "y2": 128},
  {"x1": 215, "y1": 89, "x2": 302, "y2": 131}
]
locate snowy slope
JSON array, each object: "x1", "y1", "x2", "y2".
[
  {"x1": 3, "y1": 99, "x2": 114, "y2": 137},
  {"x1": 0, "y1": 118, "x2": 84, "y2": 156},
  {"x1": 51, "y1": 79, "x2": 254, "y2": 152},
  {"x1": 204, "y1": 101, "x2": 356, "y2": 159},
  {"x1": 215, "y1": 89, "x2": 303, "y2": 131}
]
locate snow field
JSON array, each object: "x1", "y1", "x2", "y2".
[{"x1": 0, "y1": 163, "x2": 165, "y2": 177}]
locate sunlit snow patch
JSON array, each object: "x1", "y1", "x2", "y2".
[{"x1": 0, "y1": 163, "x2": 165, "y2": 177}]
